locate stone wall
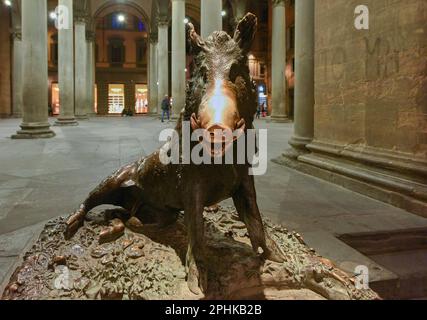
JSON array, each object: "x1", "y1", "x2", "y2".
[
  {"x1": 286, "y1": 0, "x2": 427, "y2": 216},
  {"x1": 0, "y1": 6, "x2": 11, "y2": 118},
  {"x1": 314, "y1": 0, "x2": 427, "y2": 159}
]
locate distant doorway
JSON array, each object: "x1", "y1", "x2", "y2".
[
  {"x1": 135, "y1": 84, "x2": 148, "y2": 114},
  {"x1": 108, "y1": 84, "x2": 125, "y2": 114},
  {"x1": 94, "y1": 85, "x2": 98, "y2": 114},
  {"x1": 51, "y1": 83, "x2": 60, "y2": 115}
]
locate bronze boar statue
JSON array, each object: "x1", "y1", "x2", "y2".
[{"x1": 65, "y1": 13, "x2": 285, "y2": 295}]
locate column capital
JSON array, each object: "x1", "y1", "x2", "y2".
[
  {"x1": 74, "y1": 11, "x2": 88, "y2": 24},
  {"x1": 272, "y1": 0, "x2": 290, "y2": 7},
  {"x1": 86, "y1": 30, "x2": 96, "y2": 42},
  {"x1": 157, "y1": 15, "x2": 169, "y2": 27},
  {"x1": 149, "y1": 32, "x2": 158, "y2": 44}
]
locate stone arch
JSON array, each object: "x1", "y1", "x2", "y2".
[{"x1": 90, "y1": 0, "x2": 151, "y2": 33}]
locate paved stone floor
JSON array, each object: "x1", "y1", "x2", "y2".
[{"x1": 1, "y1": 116, "x2": 427, "y2": 293}]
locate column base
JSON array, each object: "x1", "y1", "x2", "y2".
[
  {"x1": 54, "y1": 117, "x2": 79, "y2": 126},
  {"x1": 11, "y1": 122, "x2": 56, "y2": 139},
  {"x1": 75, "y1": 114, "x2": 89, "y2": 120},
  {"x1": 269, "y1": 115, "x2": 291, "y2": 123},
  {"x1": 281, "y1": 147, "x2": 302, "y2": 160},
  {"x1": 11, "y1": 113, "x2": 23, "y2": 119},
  {"x1": 285, "y1": 135, "x2": 313, "y2": 158},
  {"x1": 273, "y1": 141, "x2": 427, "y2": 218}
]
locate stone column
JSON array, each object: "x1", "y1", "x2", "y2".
[
  {"x1": 148, "y1": 33, "x2": 159, "y2": 115},
  {"x1": 171, "y1": 0, "x2": 186, "y2": 120},
  {"x1": 74, "y1": 14, "x2": 88, "y2": 120},
  {"x1": 86, "y1": 31, "x2": 96, "y2": 116},
  {"x1": 12, "y1": 0, "x2": 55, "y2": 139},
  {"x1": 270, "y1": 0, "x2": 289, "y2": 123},
  {"x1": 201, "y1": 0, "x2": 222, "y2": 38},
  {"x1": 157, "y1": 15, "x2": 169, "y2": 116},
  {"x1": 287, "y1": 0, "x2": 315, "y2": 157},
  {"x1": 11, "y1": 30, "x2": 23, "y2": 118},
  {"x1": 55, "y1": 0, "x2": 78, "y2": 126}
]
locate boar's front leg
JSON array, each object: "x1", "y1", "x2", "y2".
[
  {"x1": 233, "y1": 172, "x2": 286, "y2": 263},
  {"x1": 184, "y1": 184, "x2": 208, "y2": 296},
  {"x1": 64, "y1": 163, "x2": 140, "y2": 240}
]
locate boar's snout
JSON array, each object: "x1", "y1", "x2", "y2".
[{"x1": 191, "y1": 79, "x2": 246, "y2": 158}]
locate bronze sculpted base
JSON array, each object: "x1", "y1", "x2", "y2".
[{"x1": 2, "y1": 206, "x2": 378, "y2": 300}]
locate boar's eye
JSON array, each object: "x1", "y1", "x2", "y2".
[{"x1": 229, "y1": 64, "x2": 240, "y2": 83}]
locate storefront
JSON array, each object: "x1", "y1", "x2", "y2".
[
  {"x1": 51, "y1": 83, "x2": 60, "y2": 115},
  {"x1": 49, "y1": 83, "x2": 97, "y2": 116},
  {"x1": 48, "y1": 82, "x2": 148, "y2": 116},
  {"x1": 135, "y1": 84, "x2": 148, "y2": 114},
  {"x1": 108, "y1": 84, "x2": 125, "y2": 114}
]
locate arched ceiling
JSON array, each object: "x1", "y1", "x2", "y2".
[
  {"x1": 15, "y1": 1, "x2": 248, "y2": 35},
  {"x1": 91, "y1": 0, "x2": 151, "y2": 31},
  {"x1": 91, "y1": 0, "x2": 151, "y2": 20}
]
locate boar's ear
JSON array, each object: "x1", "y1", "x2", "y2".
[
  {"x1": 234, "y1": 13, "x2": 258, "y2": 54},
  {"x1": 186, "y1": 22, "x2": 207, "y2": 55}
]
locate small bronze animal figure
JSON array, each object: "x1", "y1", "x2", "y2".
[{"x1": 65, "y1": 13, "x2": 285, "y2": 295}]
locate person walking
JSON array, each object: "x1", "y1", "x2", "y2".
[
  {"x1": 256, "y1": 104, "x2": 261, "y2": 119},
  {"x1": 161, "y1": 95, "x2": 171, "y2": 123},
  {"x1": 261, "y1": 102, "x2": 267, "y2": 117}
]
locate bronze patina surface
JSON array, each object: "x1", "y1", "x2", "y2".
[{"x1": 2, "y1": 206, "x2": 379, "y2": 300}]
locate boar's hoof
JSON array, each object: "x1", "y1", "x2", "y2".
[
  {"x1": 126, "y1": 217, "x2": 145, "y2": 233},
  {"x1": 64, "y1": 210, "x2": 86, "y2": 240},
  {"x1": 99, "y1": 219, "x2": 125, "y2": 244}
]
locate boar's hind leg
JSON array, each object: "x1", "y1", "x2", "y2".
[
  {"x1": 64, "y1": 164, "x2": 138, "y2": 239},
  {"x1": 232, "y1": 175, "x2": 286, "y2": 263}
]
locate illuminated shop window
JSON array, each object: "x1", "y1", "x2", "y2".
[
  {"x1": 108, "y1": 84, "x2": 125, "y2": 114},
  {"x1": 94, "y1": 85, "x2": 98, "y2": 114},
  {"x1": 51, "y1": 83, "x2": 60, "y2": 115},
  {"x1": 135, "y1": 84, "x2": 148, "y2": 114}
]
